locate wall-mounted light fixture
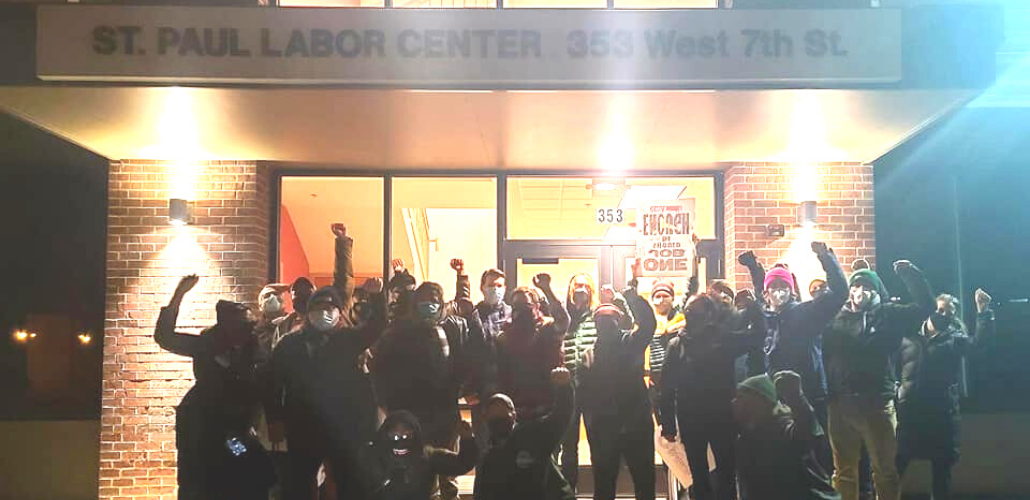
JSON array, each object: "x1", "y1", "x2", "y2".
[
  {"x1": 77, "y1": 333, "x2": 93, "y2": 346},
  {"x1": 797, "y1": 200, "x2": 818, "y2": 227},
  {"x1": 12, "y1": 330, "x2": 36, "y2": 344},
  {"x1": 169, "y1": 198, "x2": 192, "y2": 226}
]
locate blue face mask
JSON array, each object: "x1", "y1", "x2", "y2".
[{"x1": 416, "y1": 301, "x2": 441, "y2": 321}]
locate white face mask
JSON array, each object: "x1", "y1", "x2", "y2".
[
  {"x1": 308, "y1": 309, "x2": 340, "y2": 332},
  {"x1": 261, "y1": 295, "x2": 284, "y2": 316},
  {"x1": 484, "y1": 286, "x2": 505, "y2": 306},
  {"x1": 850, "y1": 287, "x2": 879, "y2": 310},
  {"x1": 652, "y1": 295, "x2": 673, "y2": 310},
  {"x1": 767, "y1": 289, "x2": 792, "y2": 309}
]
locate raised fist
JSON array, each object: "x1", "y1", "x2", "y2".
[
  {"x1": 737, "y1": 251, "x2": 758, "y2": 267},
  {"x1": 550, "y1": 367, "x2": 572, "y2": 387},
  {"x1": 852, "y1": 258, "x2": 871, "y2": 272},
  {"x1": 450, "y1": 258, "x2": 465, "y2": 274},
  {"x1": 331, "y1": 223, "x2": 347, "y2": 238},
  {"x1": 811, "y1": 241, "x2": 830, "y2": 257},
  {"x1": 599, "y1": 284, "x2": 616, "y2": 305},
  {"x1": 773, "y1": 370, "x2": 803, "y2": 402},
  {"x1": 174, "y1": 274, "x2": 200, "y2": 298},
  {"x1": 631, "y1": 258, "x2": 643, "y2": 280},
  {"x1": 893, "y1": 260, "x2": 915, "y2": 274},
  {"x1": 975, "y1": 288, "x2": 992, "y2": 313},
  {"x1": 361, "y1": 277, "x2": 384, "y2": 294},
  {"x1": 533, "y1": 273, "x2": 552, "y2": 290},
  {"x1": 391, "y1": 258, "x2": 406, "y2": 273}
]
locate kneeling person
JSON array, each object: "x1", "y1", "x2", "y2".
[{"x1": 474, "y1": 367, "x2": 575, "y2": 500}]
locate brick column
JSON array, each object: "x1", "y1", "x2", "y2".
[
  {"x1": 100, "y1": 160, "x2": 270, "y2": 500},
  {"x1": 724, "y1": 162, "x2": 876, "y2": 295}
]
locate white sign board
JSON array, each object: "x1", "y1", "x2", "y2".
[
  {"x1": 636, "y1": 199, "x2": 695, "y2": 277},
  {"x1": 36, "y1": 6, "x2": 902, "y2": 87}
]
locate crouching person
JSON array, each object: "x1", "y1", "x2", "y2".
[
  {"x1": 362, "y1": 412, "x2": 479, "y2": 500},
  {"x1": 474, "y1": 367, "x2": 575, "y2": 500},
  {"x1": 733, "y1": 371, "x2": 840, "y2": 500}
]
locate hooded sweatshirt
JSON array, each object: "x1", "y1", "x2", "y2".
[{"x1": 362, "y1": 411, "x2": 479, "y2": 500}]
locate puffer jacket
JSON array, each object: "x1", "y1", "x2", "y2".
[
  {"x1": 824, "y1": 266, "x2": 933, "y2": 401},
  {"x1": 898, "y1": 311, "x2": 992, "y2": 420},
  {"x1": 564, "y1": 294, "x2": 633, "y2": 386}
]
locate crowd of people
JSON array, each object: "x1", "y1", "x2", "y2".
[{"x1": 154, "y1": 222, "x2": 999, "y2": 500}]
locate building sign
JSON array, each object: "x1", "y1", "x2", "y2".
[
  {"x1": 596, "y1": 208, "x2": 626, "y2": 225},
  {"x1": 36, "y1": 6, "x2": 902, "y2": 87},
  {"x1": 636, "y1": 200, "x2": 695, "y2": 277}
]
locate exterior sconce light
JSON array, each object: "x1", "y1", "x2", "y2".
[
  {"x1": 169, "y1": 198, "x2": 192, "y2": 226},
  {"x1": 797, "y1": 200, "x2": 818, "y2": 227},
  {"x1": 78, "y1": 333, "x2": 93, "y2": 345}
]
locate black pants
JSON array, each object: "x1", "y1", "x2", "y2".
[
  {"x1": 560, "y1": 404, "x2": 584, "y2": 490},
  {"x1": 283, "y1": 447, "x2": 366, "y2": 500},
  {"x1": 897, "y1": 455, "x2": 954, "y2": 500},
  {"x1": 678, "y1": 414, "x2": 736, "y2": 500},
  {"x1": 586, "y1": 415, "x2": 656, "y2": 500}
]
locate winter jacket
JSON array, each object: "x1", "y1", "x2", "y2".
[
  {"x1": 895, "y1": 310, "x2": 995, "y2": 461},
  {"x1": 746, "y1": 252, "x2": 847, "y2": 401},
  {"x1": 372, "y1": 313, "x2": 484, "y2": 425},
  {"x1": 496, "y1": 315, "x2": 566, "y2": 422},
  {"x1": 564, "y1": 294, "x2": 633, "y2": 386},
  {"x1": 267, "y1": 295, "x2": 387, "y2": 454},
  {"x1": 736, "y1": 397, "x2": 839, "y2": 500},
  {"x1": 824, "y1": 266, "x2": 933, "y2": 401},
  {"x1": 362, "y1": 412, "x2": 478, "y2": 500},
  {"x1": 580, "y1": 288, "x2": 657, "y2": 428},
  {"x1": 474, "y1": 384, "x2": 576, "y2": 500},
  {"x1": 659, "y1": 304, "x2": 764, "y2": 432}
]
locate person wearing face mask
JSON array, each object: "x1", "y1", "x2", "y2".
[
  {"x1": 821, "y1": 260, "x2": 933, "y2": 500},
  {"x1": 474, "y1": 367, "x2": 576, "y2": 500},
  {"x1": 267, "y1": 280, "x2": 387, "y2": 500},
  {"x1": 154, "y1": 275, "x2": 272, "y2": 500},
  {"x1": 579, "y1": 284, "x2": 658, "y2": 500},
  {"x1": 388, "y1": 258, "x2": 419, "y2": 321},
  {"x1": 560, "y1": 273, "x2": 632, "y2": 491},
  {"x1": 646, "y1": 278, "x2": 688, "y2": 420},
  {"x1": 361, "y1": 412, "x2": 479, "y2": 500},
  {"x1": 895, "y1": 289, "x2": 997, "y2": 500},
  {"x1": 659, "y1": 294, "x2": 764, "y2": 500},
  {"x1": 732, "y1": 372, "x2": 840, "y2": 500},
  {"x1": 371, "y1": 281, "x2": 484, "y2": 500},
  {"x1": 737, "y1": 243, "x2": 847, "y2": 471},
  {"x1": 496, "y1": 274, "x2": 570, "y2": 424}
]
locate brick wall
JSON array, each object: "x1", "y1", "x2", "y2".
[
  {"x1": 724, "y1": 163, "x2": 876, "y2": 296},
  {"x1": 101, "y1": 160, "x2": 270, "y2": 500}
]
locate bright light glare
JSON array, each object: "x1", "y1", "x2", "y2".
[
  {"x1": 140, "y1": 87, "x2": 204, "y2": 200},
  {"x1": 13, "y1": 330, "x2": 29, "y2": 343},
  {"x1": 593, "y1": 181, "x2": 620, "y2": 191},
  {"x1": 78, "y1": 333, "x2": 93, "y2": 345},
  {"x1": 779, "y1": 226, "x2": 825, "y2": 300},
  {"x1": 598, "y1": 137, "x2": 634, "y2": 172}
]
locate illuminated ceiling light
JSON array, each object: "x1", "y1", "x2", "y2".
[
  {"x1": 598, "y1": 138, "x2": 634, "y2": 172},
  {"x1": 618, "y1": 185, "x2": 686, "y2": 210},
  {"x1": 77, "y1": 333, "x2": 93, "y2": 345},
  {"x1": 588, "y1": 179, "x2": 625, "y2": 192},
  {"x1": 797, "y1": 200, "x2": 818, "y2": 228},
  {"x1": 169, "y1": 198, "x2": 192, "y2": 226}
]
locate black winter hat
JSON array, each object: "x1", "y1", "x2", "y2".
[{"x1": 309, "y1": 286, "x2": 344, "y2": 310}]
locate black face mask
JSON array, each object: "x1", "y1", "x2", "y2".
[
  {"x1": 930, "y1": 313, "x2": 953, "y2": 332},
  {"x1": 487, "y1": 418, "x2": 514, "y2": 440}
]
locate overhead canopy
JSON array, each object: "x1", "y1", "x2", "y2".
[{"x1": 0, "y1": 86, "x2": 973, "y2": 169}]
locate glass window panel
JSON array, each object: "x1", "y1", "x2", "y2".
[
  {"x1": 396, "y1": 0, "x2": 496, "y2": 7},
  {"x1": 614, "y1": 0, "x2": 716, "y2": 8},
  {"x1": 279, "y1": 0, "x2": 385, "y2": 7},
  {"x1": 392, "y1": 178, "x2": 497, "y2": 302},
  {"x1": 504, "y1": 0, "x2": 606, "y2": 8},
  {"x1": 279, "y1": 177, "x2": 385, "y2": 305},
  {"x1": 507, "y1": 176, "x2": 717, "y2": 241},
  {"x1": 516, "y1": 257, "x2": 599, "y2": 299}
]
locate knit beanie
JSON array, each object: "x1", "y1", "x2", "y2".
[
  {"x1": 849, "y1": 269, "x2": 888, "y2": 297},
  {"x1": 764, "y1": 267, "x2": 795, "y2": 291},
  {"x1": 593, "y1": 304, "x2": 623, "y2": 320},
  {"x1": 652, "y1": 280, "x2": 675, "y2": 298},
  {"x1": 738, "y1": 374, "x2": 778, "y2": 405}
]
